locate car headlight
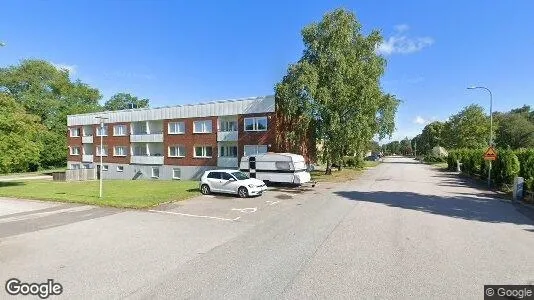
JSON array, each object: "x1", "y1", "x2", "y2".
[{"x1": 248, "y1": 184, "x2": 256, "y2": 188}]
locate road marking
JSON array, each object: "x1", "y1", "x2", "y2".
[
  {"x1": 266, "y1": 200, "x2": 280, "y2": 206},
  {"x1": 0, "y1": 206, "x2": 94, "y2": 223},
  {"x1": 231, "y1": 207, "x2": 257, "y2": 213},
  {"x1": 148, "y1": 210, "x2": 240, "y2": 222}
]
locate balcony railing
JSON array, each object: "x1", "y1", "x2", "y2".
[
  {"x1": 217, "y1": 131, "x2": 238, "y2": 142},
  {"x1": 130, "y1": 155, "x2": 164, "y2": 165},
  {"x1": 130, "y1": 133, "x2": 164, "y2": 143},
  {"x1": 217, "y1": 157, "x2": 238, "y2": 168},
  {"x1": 82, "y1": 135, "x2": 93, "y2": 144},
  {"x1": 82, "y1": 155, "x2": 94, "y2": 162}
]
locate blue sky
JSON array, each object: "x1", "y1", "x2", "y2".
[{"x1": 1, "y1": 0, "x2": 533, "y2": 141}]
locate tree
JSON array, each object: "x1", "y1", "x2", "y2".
[
  {"x1": 415, "y1": 121, "x2": 444, "y2": 155},
  {"x1": 274, "y1": 8, "x2": 399, "y2": 174},
  {"x1": 441, "y1": 104, "x2": 491, "y2": 149},
  {"x1": 494, "y1": 107, "x2": 534, "y2": 149},
  {"x1": 0, "y1": 59, "x2": 102, "y2": 168},
  {"x1": 400, "y1": 138, "x2": 413, "y2": 155},
  {"x1": 0, "y1": 93, "x2": 44, "y2": 173},
  {"x1": 103, "y1": 93, "x2": 149, "y2": 111}
]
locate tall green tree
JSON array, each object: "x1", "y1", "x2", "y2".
[
  {"x1": 415, "y1": 121, "x2": 444, "y2": 155},
  {"x1": 0, "y1": 93, "x2": 44, "y2": 173},
  {"x1": 441, "y1": 104, "x2": 491, "y2": 149},
  {"x1": 0, "y1": 59, "x2": 102, "y2": 168},
  {"x1": 104, "y1": 92, "x2": 149, "y2": 111},
  {"x1": 275, "y1": 8, "x2": 399, "y2": 173},
  {"x1": 494, "y1": 107, "x2": 534, "y2": 149}
]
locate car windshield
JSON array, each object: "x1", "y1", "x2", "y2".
[{"x1": 231, "y1": 171, "x2": 249, "y2": 180}]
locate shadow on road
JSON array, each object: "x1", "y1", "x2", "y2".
[{"x1": 335, "y1": 190, "x2": 534, "y2": 226}]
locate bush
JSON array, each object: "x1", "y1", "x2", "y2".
[
  {"x1": 447, "y1": 150, "x2": 460, "y2": 171},
  {"x1": 515, "y1": 149, "x2": 534, "y2": 180},
  {"x1": 491, "y1": 149, "x2": 520, "y2": 185},
  {"x1": 424, "y1": 155, "x2": 445, "y2": 163}
]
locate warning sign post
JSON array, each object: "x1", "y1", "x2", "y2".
[{"x1": 484, "y1": 147, "x2": 497, "y2": 161}]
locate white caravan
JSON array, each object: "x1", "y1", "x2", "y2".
[{"x1": 239, "y1": 153, "x2": 312, "y2": 185}]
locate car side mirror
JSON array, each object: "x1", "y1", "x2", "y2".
[{"x1": 228, "y1": 177, "x2": 236, "y2": 181}]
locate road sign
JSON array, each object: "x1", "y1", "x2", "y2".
[{"x1": 484, "y1": 146, "x2": 497, "y2": 161}]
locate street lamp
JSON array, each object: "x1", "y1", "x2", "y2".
[
  {"x1": 95, "y1": 116, "x2": 109, "y2": 198},
  {"x1": 467, "y1": 86, "x2": 493, "y2": 188}
]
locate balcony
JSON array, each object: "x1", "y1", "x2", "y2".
[
  {"x1": 130, "y1": 156, "x2": 164, "y2": 165},
  {"x1": 82, "y1": 135, "x2": 93, "y2": 144},
  {"x1": 217, "y1": 157, "x2": 238, "y2": 168},
  {"x1": 217, "y1": 131, "x2": 238, "y2": 142},
  {"x1": 130, "y1": 133, "x2": 164, "y2": 143},
  {"x1": 82, "y1": 155, "x2": 94, "y2": 162}
]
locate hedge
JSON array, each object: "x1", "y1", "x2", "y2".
[{"x1": 446, "y1": 148, "x2": 532, "y2": 190}]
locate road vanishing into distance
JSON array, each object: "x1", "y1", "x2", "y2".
[{"x1": 1, "y1": 157, "x2": 533, "y2": 299}]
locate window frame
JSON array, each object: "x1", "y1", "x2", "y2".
[
  {"x1": 96, "y1": 145, "x2": 108, "y2": 157},
  {"x1": 117, "y1": 166, "x2": 124, "y2": 172},
  {"x1": 70, "y1": 127, "x2": 81, "y2": 137},
  {"x1": 102, "y1": 165, "x2": 109, "y2": 171},
  {"x1": 219, "y1": 145, "x2": 238, "y2": 157},
  {"x1": 194, "y1": 146, "x2": 213, "y2": 158},
  {"x1": 113, "y1": 146, "x2": 128, "y2": 157},
  {"x1": 151, "y1": 167, "x2": 160, "y2": 178},
  {"x1": 193, "y1": 120, "x2": 213, "y2": 134},
  {"x1": 113, "y1": 125, "x2": 127, "y2": 136},
  {"x1": 96, "y1": 125, "x2": 109, "y2": 137},
  {"x1": 243, "y1": 117, "x2": 268, "y2": 132},
  {"x1": 219, "y1": 120, "x2": 238, "y2": 132},
  {"x1": 168, "y1": 121, "x2": 185, "y2": 135},
  {"x1": 70, "y1": 146, "x2": 81, "y2": 156},
  {"x1": 172, "y1": 168, "x2": 181, "y2": 180},
  {"x1": 243, "y1": 145, "x2": 268, "y2": 156},
  {"x1": 168, "y1": 145, "x2": 186, "y2": 158}
]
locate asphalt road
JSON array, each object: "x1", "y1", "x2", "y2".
[{"x1": 1, "y1": 157, "x2": 533, "y2": 299}]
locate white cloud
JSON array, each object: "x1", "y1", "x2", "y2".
[
  {"x1": 377, "y1": 25, "x2": 434, "y2": 55},
  {"x1": 413, "y1": 116, "x2": 428, "y2": 125},
  {"x1": 52, "y1": 63, "x2": 77, "y2": 76}
]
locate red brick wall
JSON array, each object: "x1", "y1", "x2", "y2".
[
  {"x1": 90, "y1": 123, "x2": 131, "y2": 164},
  {"x1": 67, "y1": 126, "x2": 82, "y2": 162},
  {"x1": 163, "y1": 117, "x2": 218, "y2": 166},
  {"x1": 237, "y1": 113, "x2": 276, "y2": 158}
]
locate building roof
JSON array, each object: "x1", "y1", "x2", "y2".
[{"x1": 67, "y1": 95, "x2": 275, "y2": 126}]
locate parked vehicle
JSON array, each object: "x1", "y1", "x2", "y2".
[
  {"x1": 199, "y1": 169, "x2": 267, "y2": 198},
  {"x1": 239, "y1": 153, "x2": 312, "y2": 185}
]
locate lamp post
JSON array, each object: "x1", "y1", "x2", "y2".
[
  {"x1": 95, "y1": 116, "x2": 109, "y2": 198},
  {"x1": 467, "y1": 86, "x2": 493, "y2": 188}
]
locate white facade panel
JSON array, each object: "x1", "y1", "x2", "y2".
[{"x1": 67, "y1": 96, "x2": 275, "y2": 126}]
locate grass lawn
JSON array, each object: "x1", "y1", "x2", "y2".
[
  {"x1": 0, "y1": 180, "x2": 199, "y2": 209},
  {"x1": 311, "y1": 160, "x2": 381, "y2": 182}
]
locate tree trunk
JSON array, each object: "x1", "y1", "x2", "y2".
[
  {"x1": 325, "y1": 159, "x2": 332, "y2": 175},
  {"x1": 337, "y1": 158, "x2": 342, "y2": 171}
]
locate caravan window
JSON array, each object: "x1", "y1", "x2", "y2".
[{"x1": 275, "y1": 161, "x2": 291, "y2": 170}]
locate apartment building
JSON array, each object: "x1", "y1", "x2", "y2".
[{"x1": 66, "y1": 96, "x2": 276, "y2": 180}]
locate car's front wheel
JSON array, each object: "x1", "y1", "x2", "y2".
[
  {"x1": 237, "y1": 186, "x2": 248, "y2": 198},
  {"x1": 200, "y1": 184, "x2": 211, "y2": 195}
]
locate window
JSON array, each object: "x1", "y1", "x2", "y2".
[
  {"x1": 151, "y1": 167, "x2": 160, "y2": 178},
  {"x1": 71, "y1": 164, "x2": 80, "y2": 170},
  {"x1": 168, "y1": 145, "x2": 185, "y2": 157},
  {"x1": 193, "y1": 120, "x2": 212, "y2": 133},
  {"x1": 70, "y1": 128, "x2": 81, "y2": 137},
  {"x1": 132, "y1": 145, "x2": 147, "y2": 156},
  {"x1": 114, "y1": 146, "x2": 128, "y2": 156},
  {"x1": 83, "y1": 126, "x2": 93, "y2": 137},
  {"x1": 172, "y1": 168, "x2": 181, "y2": 180},
  {"x1": 207, "y1": 172, "x2": 221, "y2": 179},
  {"x1": 244, "y1": 145, "x2": 268, "y2": 156},
  {"x1": 275, "y1": 161, "x2": 291, "y2": 170},
  {"x1": 219, "y1": 120, "x2": 237, "y2": 132},
  {"x1": 194, "y1": 146, "x2": 213, "y2": 158},
  {"x1": 113, "y1": 125, "x2": 127, "y2": 136},
  {"x1": 96, "y1": 146, "x2": 108, "y2": 156},
  {"x1": 102, "y1": 165, "x2": 109, "y2": 171},
  {"x1": 96, "y1": 125, "x2": 108, "y2": 136},
  {"x1": 83, "y1": 164, "x2": 91, "y2": 169},
  {"x1": 117, "y1": 166, "x2": 124, "y2": 172},
  {"x1": 221, "y1": 172, "x2": 233, "y2": 180},
  {"x1": 220, "y1": 145, "x2": 238, "y2": 157},
  {"x1": 70, "y1": 146, "x2": 81, "y2": 155},
  {"x1": 244, "y1": 117, "x2": 268, "y2": 131},
  {"x1": 168, "y1": 122, "x2": 185, "y2": 134}
]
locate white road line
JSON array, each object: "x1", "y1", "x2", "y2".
[
  {"x1": 231, "y1": 207, "x2": 257, "y2": 213},
  {"x1": 148, "y1": 210, "x2": 240, "y2": 222},
  {"x1": 266, "y1": 200, "x2": 280, "y2": 206},
  {"x1": 0, "y1": 206, "x2": 94, "y2": 223}
]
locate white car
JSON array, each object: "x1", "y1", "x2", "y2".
[{"x1": 199, "y1": 169, "x2": 267, "y2": 198}]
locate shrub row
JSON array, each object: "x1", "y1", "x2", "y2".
[{"x1": 446, "y1": 148, "x2": 534, "y2": 190}]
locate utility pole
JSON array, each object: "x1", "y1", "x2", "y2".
[
  {"x1": 95, "y1": 116, "x2": 109, "y2": 198},
  {"x1": 467, "y1": 86, "x2": 493, "y2": 188}
]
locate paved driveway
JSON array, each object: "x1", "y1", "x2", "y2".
[{"x1": 1, "y1": 157, "x2": 533, "y2": 299}]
